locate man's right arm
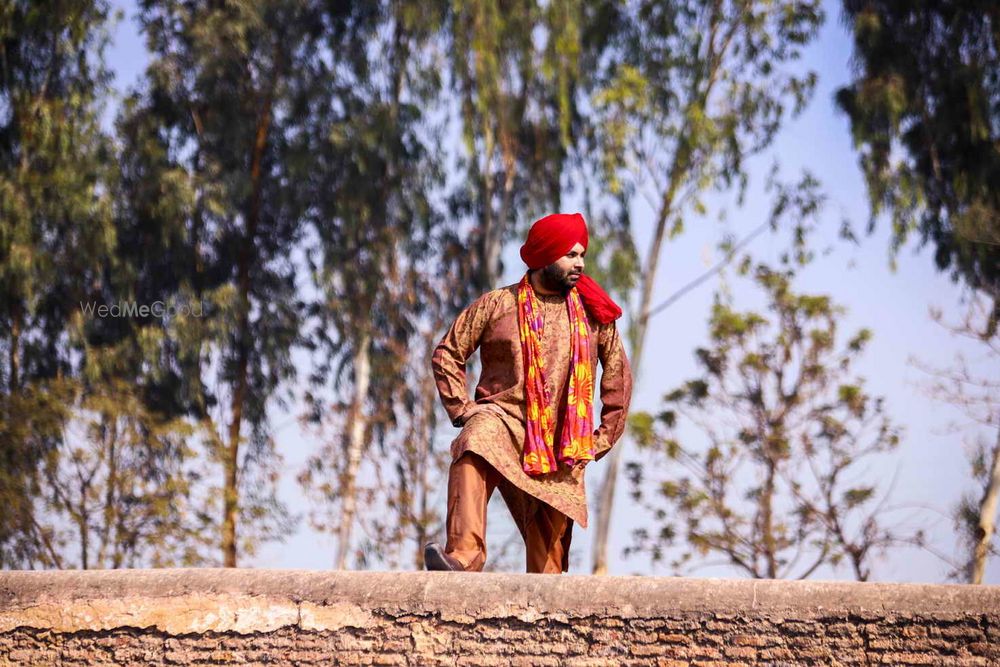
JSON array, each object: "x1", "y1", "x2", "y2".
[{"x1": 431, "y1": 293, "x2": 495, "y2": 427}]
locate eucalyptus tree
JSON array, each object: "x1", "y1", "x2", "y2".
[
  {"x1": 0, "y1": 0, "x2": 118, "y2": 566},
  {"x1": 588, "y1": 0, "x2": 825, "y2": 573},
  {"x1": 118, "y1": 0, "x2": 327, "y2": 566},
  {"x1": 837, "y1": 0, "x2": 1000, "y2": 583},
  {"x1": 444, "y1": 0, "x2": 618, "y2": 296},
  {"x1": 837, "y1": 0, "x2": 1000, "y2": 327},
  {"x1": 296, "y1": 0, "x2": 449, "y2": 569}
]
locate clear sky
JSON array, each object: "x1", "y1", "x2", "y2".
[{"x1": 105, "y1": 0, "x2": 998, "y2": 582}]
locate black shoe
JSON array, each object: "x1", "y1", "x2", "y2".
[{"x1": 424, "y1": 542, "x2": 464, "y2": 571}]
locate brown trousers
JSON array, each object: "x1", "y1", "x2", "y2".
[{"x1": 445, "y1": 452, "x2": 573, "y2": 573}]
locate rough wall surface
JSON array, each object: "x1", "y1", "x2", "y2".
[{"x1": 1, "y1": 569, "x2": 998, "y2": 666}]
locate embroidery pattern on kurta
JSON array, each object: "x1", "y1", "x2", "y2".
[{"x1": 432, "y1": 284, "x2": 633, "y2": 528}]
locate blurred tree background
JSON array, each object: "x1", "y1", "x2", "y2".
[{"x1": 0, "y1": 0, "x2": 997, "y2": 581}]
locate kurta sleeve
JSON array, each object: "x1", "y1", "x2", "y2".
[
  {"x1": 593, "y1": 320, "x2": 633, "y2": 461},
  {"x1": 431, "y1": 292, "x2": 496, "y2": 427}
]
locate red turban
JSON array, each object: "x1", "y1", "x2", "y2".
[{"x1": 520, "y1": 213, "x2": 623, "y2": 325}]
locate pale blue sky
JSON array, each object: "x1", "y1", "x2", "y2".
[{"x1": 105, "y1": 0, "x2": 998, "y2": 582}]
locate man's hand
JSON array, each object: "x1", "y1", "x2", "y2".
[{"x1": 459, "y1": 403, "x2": 506, "y2": 425}]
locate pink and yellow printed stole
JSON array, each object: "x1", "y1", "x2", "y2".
[{"x1": 517, "y1": 273, "x2": 595, "y2": 475}]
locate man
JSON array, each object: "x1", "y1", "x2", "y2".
[{"x1": 425, "y1": 212, "x2": 632, "y2": 574}]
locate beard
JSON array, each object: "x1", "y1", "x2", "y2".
[{"x1": 539, "y1": 262, "x2": 582, "y2": 292}]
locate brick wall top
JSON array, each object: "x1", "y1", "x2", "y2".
[{"x1": 1, "y1": 569, "x2": 998, "y2": 636}]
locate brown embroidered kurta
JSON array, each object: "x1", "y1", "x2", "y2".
[{"x1": 431, "y1": 282, "x2": 633, "y2": 527}]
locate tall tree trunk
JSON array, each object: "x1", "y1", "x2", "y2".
[
  {"x1": 481, "y1": 211, "x2": 503, "y2": 290},
  {"x1": 336, "y1": 331, "x2": 371, "y2": 569},
  {"x1": 98, "y1": 419, "x2": 117, "y2": 568},
  {"x1": 762, "y1": 458, "x2": 777, "y2": 579},
  {"x1": 477, "y1": 132, "x2": 498, "y2": 292},
  {"x1": 414, "y1": 383, "x2": 436, "y2": 571},
  {"x1": 78, "y1": 476, "x2": 90, "y2": 570},
  {"x1": 972, "y1": 422, "x2": 1000, "y2": 584},
  {"x1": 222, "y1": 328, "x2": 247, "y2": 567},
  {"x1": 589, "y1": 15, "x2": 731, "y2": 571},
  {"x1": 222, "y1": 79, "x2": 274, "y2": 568},
  {"x1": 9, "y1": 301, "x2": 21, "y2": 391},
  {"x1": 590, "y1": 163, "x2": 684, "y2": 574}
]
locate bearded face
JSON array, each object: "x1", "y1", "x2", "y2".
[
  {"x1": 540, "y1": 262, "x2": 581, "y2": 291},
  {"x1": 537, "y1": 242, "x2": 585, "y2": 292}
]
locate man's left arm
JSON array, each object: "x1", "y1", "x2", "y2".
[{"x1": 592, "y1": 320, "x2": 633, "y2": 461}]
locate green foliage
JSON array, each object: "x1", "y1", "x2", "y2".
[
  {"x1": 0, "y1": 0, "x2": 120, "y2": 566},
  {"x1": 0, "y1": 379, "x2": 72, "y2": 565},
  {"x1": 837, "y1": 1, "x2": 1000, "y2": 328},
  {"x1": 445, "y1": 0, "x2": 618, "y2": 293},
  {"x1": 296, "y1": 0, "x2": 457, "y2": 570},
  {"x1": 36, "y1": 379, "x2": 212, "y2": 568},
  {"x1": 0, "y1": 0, "x2": 631, "y2": 572},
  {"x1": 580, "y1": 206, "x2": 641, "y2": 306},
  {"x1": 626, "y1": 263, "x2": 908, "y2": 580},
  {"x1": 12, "y1": 0, "x2": 975, "y2": 577},
  {"x1": 592, "y1": 0, "x2": 823, "y2": 240},
  {"x1": 629, "y1": 411, "x2": 656, "y2": 448},
  {"x1": 112, "y1": 0, "x2": 340, "y2": 565}
]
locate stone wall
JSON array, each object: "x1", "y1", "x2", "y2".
[{"x1": 1, "y1": 569, "x2": 998, "y2": 665}]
